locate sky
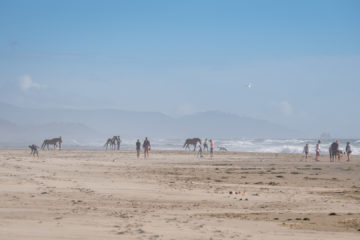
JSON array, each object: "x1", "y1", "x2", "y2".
[{"x1": 0, "y1": 0, "x2": 360, "y2": 137}]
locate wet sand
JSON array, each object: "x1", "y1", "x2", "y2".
[{"x1": 0, "y1": 149, "x2": 359, "y2": 239}]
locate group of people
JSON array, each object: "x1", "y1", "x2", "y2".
[
  {"x1": 198, "y1": 138, "x2": 215, "y2": 158},
  {"x1": 303, "y1": 140, "x2": 352, "y2": 162},
  {"x1": 136, "y1": 137, "x2": 151, "y2": 159}
]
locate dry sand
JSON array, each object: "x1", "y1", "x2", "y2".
[{"x1": 0, "y1": 149, "x2": 359, "y2": 239}]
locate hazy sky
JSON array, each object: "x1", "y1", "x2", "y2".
[{"x1": 0, "y1": 0, "x2": 359, "y2": 136}]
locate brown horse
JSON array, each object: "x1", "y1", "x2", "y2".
[
  {"x1": 104, "y1": 138, "x2": 115, "y2": 150},
  {"x1": 41, "y1": 137, "x2": 62, "y2": 150},
  {"x1": 183, "y1": 138, "x2": 201, "y2": 151}
]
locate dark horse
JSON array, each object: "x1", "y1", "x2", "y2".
[
  {"x1": 183, "y1": 138, "x2": 201, "y2": 151},
  {"x1": 41, "y1": 137, "x2": 62, "y2": 150}
]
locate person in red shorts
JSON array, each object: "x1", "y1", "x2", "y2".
[{"x1": 210, "y1": 139, "x2": 214, "y2": 158}]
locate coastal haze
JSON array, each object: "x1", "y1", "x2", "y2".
[
  {"x1": 0, "y1": 101, "x2": 294, "y2": 147},
  {"x1": 1, "y1": 102, "x2": 359, "y2": 154}
]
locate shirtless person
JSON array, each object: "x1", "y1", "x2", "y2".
[{"x1": 210, "y1": 139, "x2": 214, "y2": 158}]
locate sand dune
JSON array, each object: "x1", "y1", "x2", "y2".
[{"x1": 0, "y1": 149, "x2": 359, "y2": 239}]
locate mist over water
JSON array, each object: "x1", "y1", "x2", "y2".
[{"x1": 37, "y1": 138, "x2": 360, "y2": 155}]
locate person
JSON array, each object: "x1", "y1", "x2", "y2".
[
  {"x1": 315, "y1": 140, "x2": 321, "y2": 161},
  {"x1": 143, "y1": 137, "x2": 151, "y2": 159},
  {"x1": 210, "y1": 139, "x2": 214, "y2": 158},
  {"x1": 203, "y1": 138, "x2": 209, "y2": 152},
  {"x1": 303, "y1": 144, "x2": 309, "y2": 160},
  {"x1": 116, "y1": 136, "x2": 122, "y2": 150},
  {"x1": 29, "y1": 144, "x2": 39, "y2": 157},
  {"x1": 330, "y1": 140, "x2": 339, "y2": 162},
  {"x1": 197, "y1": 144, "x2": 204, "y2": 158},
  {"x1": 346, "y1": 142, "x2": 352, "y2": 162},
  {"x1": 337, "y1": 149, "x2": 345, "y2": 162},
  {"x1": 136, "y1": 139, "x2": 141, "y2": 159}
]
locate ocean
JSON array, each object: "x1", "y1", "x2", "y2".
[{"x1": 64, "y1": 138, "x2": 360, "y2": 155}]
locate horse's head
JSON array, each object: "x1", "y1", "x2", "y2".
[{"x1": 59, "y1": 136, "x2": 62, "y2": 143}]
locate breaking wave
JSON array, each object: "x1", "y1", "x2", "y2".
[{"x1": 62, "y1": 138, "x2": 360, "y2": 155}]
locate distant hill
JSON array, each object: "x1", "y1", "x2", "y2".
[
  {"x1": 0, "y1": 103, "x2": 297, "y2": 146},
  {"x1": 0, "y1": 118, "x2": 99, "y2": 147},
  {"x1": 176, "y1": 111, "x2": 292, "y2": 138}
]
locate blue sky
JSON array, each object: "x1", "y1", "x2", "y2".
[{"x1": 0, "y1": 0, "x2": 359, "y2": 137}]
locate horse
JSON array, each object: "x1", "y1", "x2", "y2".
[
  {"x1": 41, "y1": 137, "x2": 62, "y2": 150},
  {"x1": 104, "y1": 138, "x2": 115, "y2": 150},
  {"x1": 113, "y1": 136, "x2": 121, "y2": 150},
  {"x1": 183, "y1": 138, "x2": 201, "y2": 151}
]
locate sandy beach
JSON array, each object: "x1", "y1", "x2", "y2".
[{"x1": 0, "y1": 149, "x2": 359, "y2": 239}]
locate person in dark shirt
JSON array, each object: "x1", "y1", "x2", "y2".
[
  {"x1": 143, "y1": 137, "x2": 151, "y2": 159},
  {"x1": 346, "y1": 142, "x2": 352, "y2": 162},
  {"x1": 29, "y1": 144, "x2": 39, "y2": 157},
  {"x1": 330, "y1": 140, "x2": 339, "y2": 162},
  {"x1": 136, "y1": 139, "x2": 141, "y2": 159},
  {"x1": 203, "y1": 138, "x2": 209, "y2": 152}
]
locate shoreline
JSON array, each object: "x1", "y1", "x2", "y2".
[{"x1": 1, "y1": 147, "x2": 358, "y2": 157}]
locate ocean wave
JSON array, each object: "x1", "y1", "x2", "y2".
[{"x1": 3, "y1": 138, "x2": 359, "y2": 155}]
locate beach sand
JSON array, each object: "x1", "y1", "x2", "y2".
[{"x1": 0, "y1": 149, "x2": 359, "y2": 239}]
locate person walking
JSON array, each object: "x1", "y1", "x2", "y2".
[
  {"x1": 315, "y1": 140, "x2": 321, "y2": 161},
  {"x1": 210, "y1": 139, "x2": 214, "y2": 158},
  {"x1": 330, "y1": 140, "x2": 339, "y2": 162},
  {"x1": 136, "y1": 139, "x2": 141, "y2": 159},
  {"x1": 197, "y1": 144, "x2": 204, "y2": 158},
  {"x1": 203, "y1": 138, "x2": 209, "y2": 152},
  {"x1": 303, "y1": 144, "x2": 309, "y2": 160},
  {"x1": 143, "y1": 137, "x2": 151, "y2": 159},
  {"x1": 346, "y1": 142, "x2": 352, "y2": 162}
]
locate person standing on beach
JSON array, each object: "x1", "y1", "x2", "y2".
[
  {"x1": 303, "y1": 144, "x2": 309, "y2": 160},
  {"x1": 136, "y1": 139, "x2": 141, "y2": 159},
  {"x1": 203, "y1": 138, "x2": 209, "y2": 152},
  {"x1": 143, "y1": 137, "x2": 151, "y2": 159},
  {"x1": 315, "y1": 140, "x2": 321, "y2": 161},
  {"x1": 346, "y1": 142, "x2": 352, "y2": 162},
  {"x1": 198, "y1": 144, "x2": 204, "y2": 158},
  {"x1": 210, "y1": 139, "x2": 214, "y2": 158},
  {"x1": 330, "y1": 140, "x2": 339, "y2": 162}
]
